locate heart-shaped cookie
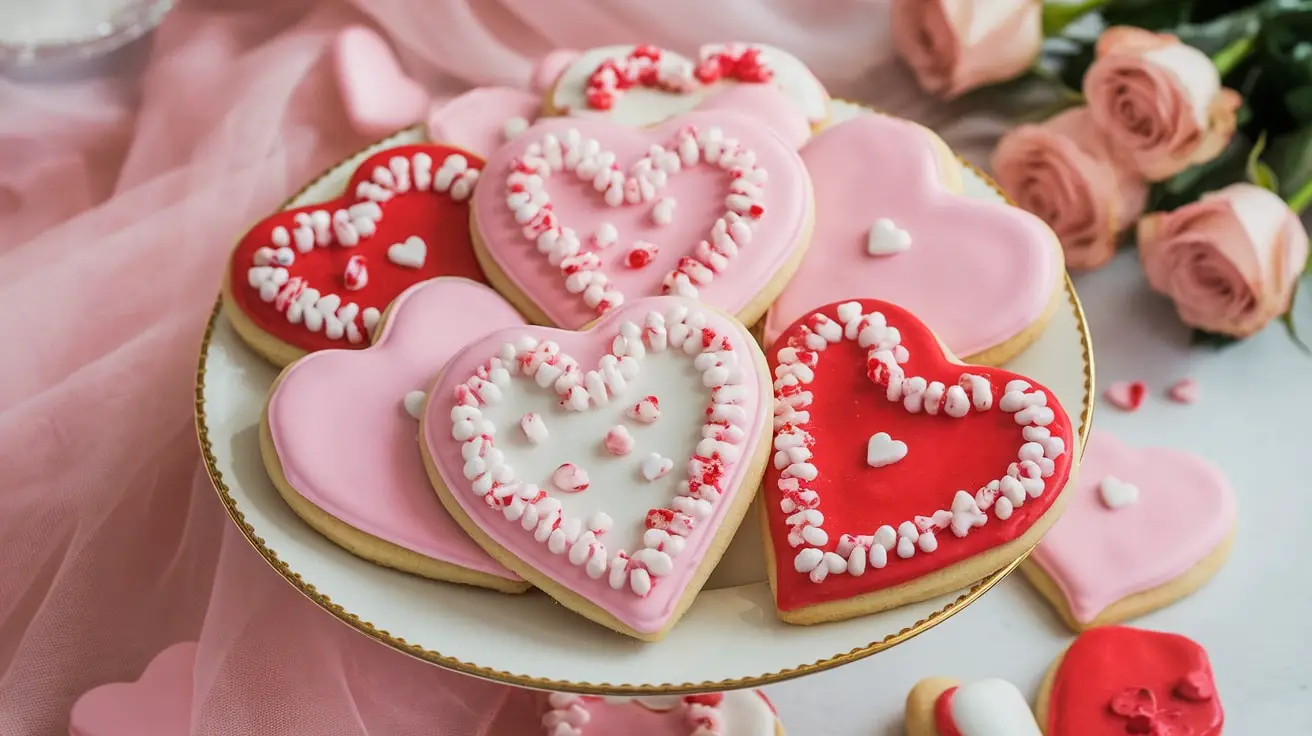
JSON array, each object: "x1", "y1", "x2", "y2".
[
  {"x1": 333, "y1": 26, "x2": 430, "y2": 137},
  {"x1": 470, "y1": 111, "x2": 813, "y2": 330},
  {"x1": 429, "y1": 82, "x2": 813, "y2": 160},
  {"x1": 762, "y1": 299, "x2": 1076, "y2": 624},
  {"x1": 542, "y1": 43, "x2": 829, "y2": 129},
  {"x1": 262, "y1": 278, "x2": 528, "y2": 592},
  {"x1": 69, "y1": 642, "x2": 196, "y2": 736},
  {"x1": 542, "y1": 691, "x2": 781, "y2": 735},
  {"x1": 905, "y1": 677, "x2": 1043, "y2": 736},
  {"x1": 421, "y1": 296, "x2": 772, "y2": 640},
  {"x1": 1037, "y1": 626, "x2": 1224, "y2": 735},
  {"x1": 763, "y1": 114, "x2": 1065, "y2": 365},
  {"x1": 1022, "y1": 431, "x2": 1236, "y2": 630},
  {"x1": 223, "y1": 143, "x2": 486, "y2": 366}
]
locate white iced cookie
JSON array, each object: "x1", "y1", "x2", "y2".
[{"x1": 538, "y1": 43, "x2": 830, "y2": 130}]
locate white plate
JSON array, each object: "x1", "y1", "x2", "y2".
[{"x1": 197, "y1": 101, "x2": 1093, "y2": 693}]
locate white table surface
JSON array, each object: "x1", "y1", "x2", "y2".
[{"x1": 761, "y1": 251, "x2": 1312, "y2": 734}]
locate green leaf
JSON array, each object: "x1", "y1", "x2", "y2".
[
  {"x1": 1286, "y1": 85, "x2": 1312, "y2": 122},
  {"x1": 1174, "y1": 5, "x2": 1265, "y2": 59},
  {"x1": 1281, "y1": 309, "x2": 1311, "y2": 353},
  {"x1": 1102, "y1": 0, "x2": 1196, "y2": 30},
  {"x1": 1042, "y1": 0, "x2": 1111, "y2": 37},
  {"x1": 1246, "y1": 131, "x2": 1281, "y2": 191},
  {"x1": 1266, "y1": 126, "x2": 1312, "y2": 203},
  {"x1": 1190, "y1": 329, "x2": 1240, "y2": 348}
]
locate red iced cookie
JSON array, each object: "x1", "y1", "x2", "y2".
[
  {"x1": 223, "y1": 143, "x2": 486, "y2": 366},
  {"x1": 1039, "y1": 626, "x2": 1223, "y2": 736},
  {"x1": 762, "y1": 299, "x2": 1077, "y2": 623}
]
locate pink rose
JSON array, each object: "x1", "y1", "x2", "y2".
[
  {"x1": 992, "y1": 107, "x2": 1148, "y2": 270},
  {"x1": 1139, "y1": 184, "x2": 1309, "y2": 338},
  {"x1": 891, "y1": 0, "x2": 1042, "y2": 99},
  {"x1": 1084, "y1": 26, "x2": 1243, "y2": 182}
]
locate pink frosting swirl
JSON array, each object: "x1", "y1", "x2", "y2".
[
  {"x1": 1083, "y1": 26, "x2": 1242, "y2": 182},
  {"x1": 992, "y1": 107, "x2": 1148, "y2": 270},
  {"x1": 891, "y1": 0, "x2": 1042, "y2": 100},
  {"x1": 1139, "y1": 183, "x2": 1309, "y2": 337}
]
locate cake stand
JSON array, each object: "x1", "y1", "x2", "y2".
[{"x1": 195, "y1": 101, "x2": 1094, "y2": 694}]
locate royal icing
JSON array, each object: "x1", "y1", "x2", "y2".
[
  {"x1": 472, "y1": 112, "x2": 811, "y2": 329},
  {"x1": 228, "y1": 144, "x2": 486, "y2": 355},
  {"x1": 265, "y1": 278, "x2": 522, "y2": 582},
  {"x1": 934, "y1": 680, "x2": 1042, "y2": 736},
  {"x1": 1028, "y1": 431, "x2": 1236, "y2": 625},
  {"x1": 426, "y1": 87, "x2": 545, "y2": 159},
  {"x1": 763, "y1": 114, "x2": 1062, "y2": 360},
  {"x1": 764, "y1": 300, "x2": 1074, "y2": 612},
  {"x1": 542, "y1": 691, "x2": 777, "y2": 735},
  {"x1": 422, "y1": 296, "x2": 768, "y2": 635},
  {"x1": 548, "y1": 44, "x2": 828, "y2": 128},
  {"x1": 1047, "y1": 626, "x2": 1223, "y2": 735}
]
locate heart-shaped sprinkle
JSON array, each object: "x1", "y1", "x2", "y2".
[
  {"x1": 1167, "y1": 377, "x2": 1198, "y2": 404},
  {"x1": 387, "y1": 236, "x2": 428, "y2": 269},
  {"x1": 866, "y1": 217, "x2": 911, "y2": 256},
  {"x1": 1104, "y1": 380, "x2": 1147, "y2": 411},
  {"x1": 628, "y1": 395, "x2": 661, "y2": 423},
  {"x1": 866, "y1": 432, "x2": 908, "y2": 468},
  {"x1": 605, "y1": 425, "x2": 635, "y2": 455},
  {"x1": 1175, "y1": 669, "x2": 1215, "y2": 702},
  {"x1": 521, "y1": 413, "x2": 548, "y2": 444},
  {"x1": 552, "y1": 462, "x2": 590, "y2": 492},
  {"x1": 403, "y1": 390, "x2": 426, "y2": 419},
  {"x1": 641, "y1": 453, "x2": 673, "y2": 481},
  {"x1": 1098, "y1": 475, "x2": 1139, "y2": 509},
  {"x1": 592, "y1": 223, "x2": 619, "y2": 250}
]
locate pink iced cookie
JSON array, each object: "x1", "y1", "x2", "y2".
[
  {"x1": 763, "y1": 114, "x2": 1065, "y2": 365},
  {"x1": 421, "y1": 297, "x2": 772, "y2": 640},
  {"x1": 263, "y1": 278, "x2": 529, "y2": 592},
  {"x1": 69, "y1": 642, "x2": 196, "y2": 736},
  {"x1": 543, "y1": 43, "x2": 829, "y2": 130},
  {"x1": 334, "y1": 26, "x2": 430, "y2": 137},
  {"x1": 542, "y1": 691, "x2": 782, "y2": 735},
  {"x1": 427, "y1": 87, "x2": 544, "y2": 159},
  {"x1": 471, "y1": 111, "x2": 813, "y2": 330},
  {"x1": 1022, "y1": 431, "x2": 1237, "y2": 631}
]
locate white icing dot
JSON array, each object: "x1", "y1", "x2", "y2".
[
  {"x1": 1098, "y1": 476, "x2": 1139, "y2": 509},
  {"x1": 866, "y1": 217, "x2": 912, "y2": 256},
  {"x1": 641, "y1": 453, "x2": 673, "y2": 481},
  {"x1": 403, "y1": 391, "x2": 426, "y2": 419},
  {"x1": 503, "y1": 116, "x2": 530, "y2": 140}
]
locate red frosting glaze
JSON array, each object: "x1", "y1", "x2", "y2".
[
  {"x1": 1048, "y1": 626, "x2": 1223, "y2": 736},
  {"x1": 764, "y1": 300, "x2": 1075, "y2": 612},
  {"x1": 934, "y1": 687, "x2": 964, "y2": 736},
  {"x1": 227, "y1": 144, "x2": 486, "y2": 354}
]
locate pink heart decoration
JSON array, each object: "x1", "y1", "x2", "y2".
[
  {"x1": 763, "y1": 114, "x2": 1063, "y2": 360},
  {"x1": 69, "y1": 642, "x2": 196, "y2": 736},
  {"x1": 333, "y1": 26, "x2": 430, "y2": 137},
  {"x1": 265, "y1": 278, "x2": 524, "y2": 585},
  {"x1": 427, "y1": 87, "x2": 544, "y2": 160},
  {"x1": 421, "y1": 296, "x2": 770, "y2": 638},
  {"x1": 1028, "y1": 431, "x2": 1236, "y2": 625},
  {"x1": 471, "y1": 111, "x2": 812, "y2": 330},
  {"x1": 542, "y1": 691, "x2": 778, "y2": 734}
]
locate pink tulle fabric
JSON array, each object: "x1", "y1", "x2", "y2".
[{"x1": 0, "y1": 1, "x2": 990, "y2": 733}]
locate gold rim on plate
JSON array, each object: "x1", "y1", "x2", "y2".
[{"x1": 194, "y1": 120, "x2": 1095, "y2": 695}]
